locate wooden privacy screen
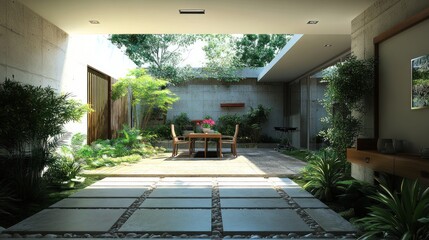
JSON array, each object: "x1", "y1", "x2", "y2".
[
  {"x1": 87, "y1": 67, "x2": 111, "y2": 144},
  {"x1": 111, "y1": 77, "x2": 129, "y2": 138}
]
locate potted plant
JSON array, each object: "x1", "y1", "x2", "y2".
[{"x1": 201, "y1": 118, "x2": 215, "y2": 133}]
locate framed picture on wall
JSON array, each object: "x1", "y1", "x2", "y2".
[{"x1": 411, "y1": 54, "x2": 429, "y2": 109}]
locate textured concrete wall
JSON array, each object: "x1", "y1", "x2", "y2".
[
  {"x1": 351, "y1": 0, "x2": 429, "y2": 59},
  {"x1": 0, "y1": 0, "x2": 136, "y2": 135},
  {"x1": 350, "y1": 0, "x2": 429, "y2": 182},
  {"x1": 167, "y1": 79, "x2": 284, "y2": 138}
]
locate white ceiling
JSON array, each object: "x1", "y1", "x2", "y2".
[
  {"x1": 258, "y1": 34, "x2": 351, "y2": 82},
  {"x1": 18, "y1": 0, "x2": 374, "y2": 34},
  {"x1": 18, "y1": 0, "x2": 375, "y2": 83}
]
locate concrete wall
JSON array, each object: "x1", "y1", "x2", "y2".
[
  {"x1": 0, "y1": 0, "x2": 136, "y2": 135},
  {"x1": 167, "y1": 79, "x2": 284, "y2": 138},
  {"x1": 350, "y1": 0, "x2": 429, "y2": 182}
]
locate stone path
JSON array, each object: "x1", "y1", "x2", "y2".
[{"x1": 2, "y1": 177, "x2": 357, "y2": 239}]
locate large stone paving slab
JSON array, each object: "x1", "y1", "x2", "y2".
[
  {"x1": 50, "y1": 198, "x2": 136, "y2": 208},
  {"x1": 90, "y1": 181, "x2": 154, "y2": 186},
  {"x1": 269, "y1": 177, "x2": 299, "y2": 186},
  {"x1": 216, "y1": 177, "x2": 268, "y2": 182},
  {"x1": 119, "y1": 209, "x2": 211, "y2": 233},
  {"x1": 305, "y1": 209, "x2": 357, "y2": 232},
  {"x1": 6, "y1": 209, "x2": 125, "y2": 232},
  {"x1": 149, "y1": 188, "x2": 212, "y2": 198},
  {"x1": 221, "y1": 198, "x2": 291, "y2": 208},
  {"x1": 282, "y1": 187, "x2": 314, "y2": 198},
  {"x1": 161, "y1": 177, "x2": 214, "y2": 182},
  {"x1": 70, "y1": 188, "x2": 147, "y2": 198},
  {"x1": 140, "y1": 198, "x2": 212, "y2": 208},
  {"x1": 156, "y1": 181, "x2": 213, "y2": 187},
  {"x1": 101, "y1": 177, "x2": 160, "y2": 182},
  {"x1": 217, "y1": 181, "x2": 273, "y2": 187},
  {"x1": 293, "y1": 198, "x2": 328, "y2": 208},
  {"x1": 222, "y1": 209, "x2": 312, "y2": 233},
  {"x1": 219, "y1": 188, "x2": 280, "y2": 198}
]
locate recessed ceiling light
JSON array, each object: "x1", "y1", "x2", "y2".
[
  {"x1": 179, "y1": 9, "x2": 205, "y2": 14},
  {"x1": 89, "y1": 20, "x2": 100, "y2": 24},
  {"x1": 324, "y1": 44, "x2": 333, "y2": 47},
  {"x1": 307, "y1": 20, "x2": 319, "y2": 24}
]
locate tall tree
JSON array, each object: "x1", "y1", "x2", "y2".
[
  {"x1": 235, "y1": 34, "x2": 291, "y2": 67},
  {"x1": 200, "y1": 34, "x2": 242, "y2": 82},
  {"x1": 112, "y1": 69, "x2": 179, "y2": 129},
  {"x1": 110, "y1": 34, "x2": 197, "y2": 85}
]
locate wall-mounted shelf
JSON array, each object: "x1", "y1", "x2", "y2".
[
  {"x1": 347, "y1": 148, "x2": 429, "y2": 185},
  {"x1": 220, "y1": 103, "x2": 245, "y2": 108}
]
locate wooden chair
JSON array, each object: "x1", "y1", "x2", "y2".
[
  {"x1": 222, "y1": 124, "x2": 239, "y2": 157},
  {"x1": 171, "y1": 124, "x2": 190, "y2": 157}
]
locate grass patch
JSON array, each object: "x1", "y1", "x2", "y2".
[{"x1": 281, "y1": 149, "x2": 312, "y2": 162}]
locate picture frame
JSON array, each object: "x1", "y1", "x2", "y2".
[{"x1": 411, "y1": 54, "x2": 429, "y2": 109}]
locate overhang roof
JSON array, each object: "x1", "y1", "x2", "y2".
[
  {"x1": 258, "y1": 34, "x2": 351, "y2": 82},
  {"x1": 18, "y1": 0, "x2": 374, "y2": 35},
  {"x1": 17, "y1": 0, "x2": 374, "y2": 83}
]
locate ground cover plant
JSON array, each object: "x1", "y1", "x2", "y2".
[
  {"x1": 356, "y1": 179, "x2": 429, "y2": 240},
  {"x1": 70, "y1": 126, "x2": 164, "y2": 169}
]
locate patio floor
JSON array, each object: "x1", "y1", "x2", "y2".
[
  {"x1": 3, "y1": 177, "x2": 357, "y2": 239},
  {"x1": 83, "y1": 148, "x2": 307, "y2": 177}
]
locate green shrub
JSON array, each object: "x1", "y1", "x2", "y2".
[
  {"x1": 302, "y1": 149, "x2": 347, "y2": 201},
  {"x1": 217, "y1": 114, "x2": 242, "y2": 136},
  {"x1": 172, "y1": 113, "x2": 191, "y2": 135},
  {"x1": 337, "y1": 180, "x2": 377, "y2": 217},
  {"x1": 356, "y1": 179, "x2": 429, "y2": 240},
  {"x1": 0, "y1": 79, "x2": 88, "y2": 202},
  {"x1": 319, "y1": 56, "x2": 374, "y2": 161},
  {"x1": 145, "y1": 123, "x2": 171, "y2": 140},
  {"x1": 68, "y1": 126, "x2": 164, "y2": 169},
  {"x1": 241, "y1": 104, "x2": 271, "y2": 142},
  {"x1": 44, "y1": 153, "x2": 82, "y2": 185}
]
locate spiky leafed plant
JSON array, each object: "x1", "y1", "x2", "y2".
[
  {"x1": 302, "y1": 149, "x2": 346, "y2": 201},
  {"x1": 357, "y1": 179, "x2": 429, "y2": 240}
]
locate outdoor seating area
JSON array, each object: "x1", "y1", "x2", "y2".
[{"x1": 171, "y1": 124, "x2": 240, "y2": 159}]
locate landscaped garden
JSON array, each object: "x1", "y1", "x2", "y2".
[{"x1": 1, "y1": 33, "x2": 428, "y2": 239}]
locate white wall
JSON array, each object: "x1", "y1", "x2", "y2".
[
  {"x1": 0, "y1": 0, "x2": 136, "y2": 136},
  {"x1": 167, "y1": 79, "x2": 284, "y2": 138}
]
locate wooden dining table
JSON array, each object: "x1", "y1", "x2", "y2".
[{"x1": 188, "y1": 132, "x2": 223, "y2": 158}]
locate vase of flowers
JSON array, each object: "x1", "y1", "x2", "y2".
[{"x1": 201, "y1": 118, "x2": 215, "y2": 133}]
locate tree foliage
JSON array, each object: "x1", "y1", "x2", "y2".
[
  {"x1": 235, "y1": 34, "x2": 291, "y2": 67},
  {"x1": 112, "y1": 69, "x2": 179, "y2": 129},
  {"x1": 200, "y1": 34, "x2": 242, "y2": 82},
  {"x1": 110, "y1": 34, "x2": 290, "y2": 84},
  {"x1": 110, "y1": 34, "x2": 197, "y2": 85},
  {"x1": 319, "y1": 56, "x2": 374, "y2": 160}
]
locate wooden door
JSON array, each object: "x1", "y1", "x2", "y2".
[{"x1": 87, "y1": 67, "x2": 111, "y2": 144}]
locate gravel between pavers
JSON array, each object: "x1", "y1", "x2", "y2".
[{"x1": 2, "y1": 177, "x2": 358, "y2": 239}]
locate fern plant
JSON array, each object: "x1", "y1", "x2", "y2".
[{"x1": 357, "y1": 179, "x2": 429, "y2": 240}]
